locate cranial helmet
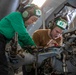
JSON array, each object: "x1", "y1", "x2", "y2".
[
  {"x1": 48, "y1": 16, "x2": 68, "y2": 30},
  {"x1": 19, "y1": 4, "x2": 42, "y2": 20}
]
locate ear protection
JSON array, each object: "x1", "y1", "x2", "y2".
[
  {"x1": 22, "y1": 10, "x2": 29, "y2": 18},
  {"x1": 19, "y1": 4, "x2": 42, "y2": 19},
  {"x1": 21, "y1": 4, "x2": 32, "y2": 18},
  {"x1": 47, "y1": 20, "x2": 53, "y2": 29},
  {"x1": 22, "y1": 9, "x2": 42, "y2": 18}
]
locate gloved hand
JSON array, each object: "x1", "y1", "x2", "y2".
[{"x1": 23, "y1": 52, "x2": 36, "y2": 65}]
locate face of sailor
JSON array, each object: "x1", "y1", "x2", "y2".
[
  {"x1": 50, "y1": 26, "x2": 63, "y2": 39},
  {"x1": 25, "y1": 15, "x2": 38, "y2": 26}
]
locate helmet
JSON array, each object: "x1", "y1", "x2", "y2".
[
  {"x1": 48, "y1": 16, "x2": 68, "y2": 30},
  {"x1": 19, "y1": 4, "x2": 42, "y2": 20}
]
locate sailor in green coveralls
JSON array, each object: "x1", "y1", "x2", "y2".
[{"x1": 0, "y1": 4, "x2": 41, "y2": 75}]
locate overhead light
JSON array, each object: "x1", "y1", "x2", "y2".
[{"x1": 32, "y1": 0, "x2": 46, "y2": 7}]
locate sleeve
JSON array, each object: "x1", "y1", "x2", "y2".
[
  {"x1": 7, "y1": 12, "x2": 36, "y2": 47},
  {"x1": 32, "y1": 31, "x2": 41, "y2": 46}
]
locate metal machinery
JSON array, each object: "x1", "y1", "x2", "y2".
[
  {"x1": 5, "y1": 27, "x2": 76, "y2": 75},
  {"x1": 1, "y1": 0, "x2": 76, "y2": 75}
]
